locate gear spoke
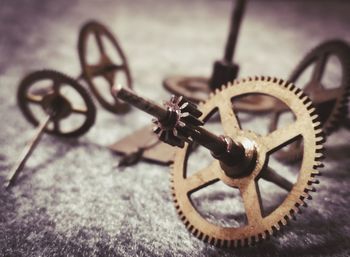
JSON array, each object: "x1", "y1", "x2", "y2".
[
  {"x1": 108, "y1": 63, "x2": 125, "y2": 71},
  {"x1": 86, "y1": 64, "x2": 102, "y2": 77},
  {"x1": 71, "y1": 106, "x2": 88, "y2": 115},
  {"x1": 262, "y1": 120, "x2": 303, "y2": 152},
  {"x1": 239, "y1": 179, "x2": 263, "y2": 225},
  {"x1": 184, "y1": 162, "x2": 219, "y2": 194},
  {"x1": 18, "y1": 70, "x2": 96, "y2": 137},
  {"x1": 52, "y1": 78, "x2": 60, "y2": 95},
  {"x1": 94, "y1": 31, "x2": 105, "y2": 56},
  {"x1": 53, "y1": 119, "x2": 60, "y2": 132},
  {"x1": 26, "y1": 93, "x2": 43, "y2": 104},
  {"x1": 261, "y1": 167, "x2": 293, "y2": 191},
  {"x1": 313, "y1": 87, "x2": 343, "y2": 104},
  {"x1": 78, "y1": 21, "x2": 132, "y2": 113},
  {"x1": 103, "y1": 71, "x2": 115, "y2": 87},
  {"x1": 311, "y1": 53, "x2": 328, "y2": 83},
  {"x1": 218, "y1": 97, "x2": 240, "y2": 135},
  {"x1": 268, "y1": 111, "x2": 281, "y2": 132}
]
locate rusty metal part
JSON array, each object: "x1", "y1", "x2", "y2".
[
  {"x1": 78, "y1": 20, "x2": 132, "y2": 113},
  {"x1": 18, "y1": 70, "x2": 96, "y2": 137},
  {"x1": 269, "y1": 40, "x2": 350, "y2": 163},
  {"x1": 288, "y1": 40, "x2": 350, "y2": 134},
  {"x1": 209, "y1": 0, "x2": 245, "y2": 90},
  {"x1": 152, "y1": 95, "x2": 204, "y2": 147},
  {"x1": 163, "y1": 0, "x2": 246, "y2": 101},
  {"x1": 7, "y1": 70, "x2": 96, "y2": 188},
  {"x1": 171, "y1": 77, "x2": 324, "y2": 247},
  {"x1": 237, "y1": 40, "x2": 350, "y2": 115},
  {"x1": 109, "y1": 125, "x2": 176, "y2": 165},
  {"x1": 163, "y1": 76, "x2": 209, "y2": 103},
  {"x1": 5, "y1": 116, "x2": 51, "y2": 189},
  {"x1": 112, "y1": 86, "x2": 248, "y2": 171}
]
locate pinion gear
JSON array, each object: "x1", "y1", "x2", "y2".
[{"x1": 153, "y1": 95, "x2": 203, "y2": 147}]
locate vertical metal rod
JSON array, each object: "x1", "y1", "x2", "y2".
[
  {"x1": 5, "y1": 115, "x2": 51, "y2": 189},
  {"x1": 223, "y1": 0, "x2": 246, "y2": 62}
]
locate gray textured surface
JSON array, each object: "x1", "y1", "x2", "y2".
[{"x1": 1, "y1": 0, "x2": 350, "y2": 256}]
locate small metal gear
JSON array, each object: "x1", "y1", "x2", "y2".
[
  {"x1": 17, "y1": 70, "x2": 96, "y2": 138},
  {"x1": 153, "y1": 95, "x2": 203, "y2": 147},
  {"x1": 171, "y1": 77, "x2": 324, "y2": 247}
]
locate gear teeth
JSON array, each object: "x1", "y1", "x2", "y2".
[
  {"x1": 289, "y1": 40, "x2": 350, "y2": 135},
  {"x1": 267, "y1": 227, "x2": 274, "y2": 236},
  {"x1": 197, "y1": 232, "x2": 204, "y2": 240},
  {"x1": 281, "y1": 216, "x2": 289, "y2": 227},
  {"x1": 308, "y1": 107, "x2": 317, "y2": 115},
  {"x1": 169, "y1": 76, "x2": 326, "y2": 249},
  {"x1": 313, "y1": 121, "x2": 322, "y2": 129},
  {"x1": 308, "y1": 177, "x2": 320, "y2": 184},
  {"x1": 315, "y1": 144, "x2": 323, "y2": 151},
  {"x1": 300, "y1": 191, "x2": 311, "y2": 200},
  {"x1": 311, "y1": 170, "x2": 321, "y2": 178},
  {"x1": 273, "y1": 223, "x2": 281, "y2": 232},
  {"x1": 281, "y1": 78, "x2": 289, "y2": 86},
  {"x1": 294, "y1": 87, "x2": 302, "y2": 96},
  {"x1": 316, "y1": 135, "x2": 326, "y2": 144},
  {"x1": 278, "y1": 220, "x2": 285, "y2": 228},
  {"x1": 314, "y1": 161, "x2": 324, "y2": 168},
  {"x1": 296, "y1": 198, "x2": 307, "y2": 207}
]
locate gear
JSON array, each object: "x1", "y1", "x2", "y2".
[
  {"x1": 163, "y1": 76, "x2": 210, "y2": 103},
  {"x1": 171, "y1": 76, "x2": 324, "y2": 247},
  {"x1": 270, "y1": 40, "x2": 350, "y2": 163},
  {"x1": 78, "y1": 20, "x2": 132, "y2": 114},
  {"x1": 287, "y1": 39, "x2": 350, "y2": 134},
  {"x1": 153, "y1": 95, "x2": 203, "y2": 147},
  {"x1": 17, "y1": 70, "x2": 96, "y2": 138}
]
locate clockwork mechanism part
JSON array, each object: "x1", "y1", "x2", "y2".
[
  {"x1": 111, "y1": 77, "x2": 324, "y2": 247},
  {"x1": 18, "y1": 70, "x2": 96, "y2": 137},
  {"x1": 78, "y1": 20, "x2": 132, "y2": 113},
  {"x1": 7, "y1": 70, "x2": 96, "y2": 188},
  {"x1": 170, "y1": 77, "x2": 324, "y2": 247},
  {"x1": 269, "y1": 40, "x2": 350, "y2": 163},
  {"x1": 285, "y1": 40, "x2": 350, "y2": 134}
]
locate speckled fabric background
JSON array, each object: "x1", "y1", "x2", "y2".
[{"x1": 0, "y1": 0, "x2": 350, "y2": 256}]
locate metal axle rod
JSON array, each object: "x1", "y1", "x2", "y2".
[
  {"x1": 5, "y1": 115, "x2": 51, "y2": 189},
  {"x1": 112, "y1": 86, "x2": 246, "y2": 169}
]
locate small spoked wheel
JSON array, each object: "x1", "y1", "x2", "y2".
[
  {"x1": 78, "y1": 20, "x2": 132, "y2": 114},
  {"x1": 17, "y1": 70, "x2": 96, "y2": 138}
]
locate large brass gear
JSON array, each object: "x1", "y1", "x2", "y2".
[{"x1": 171, "y1": 77, "x2": 324, "y2": 247}]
